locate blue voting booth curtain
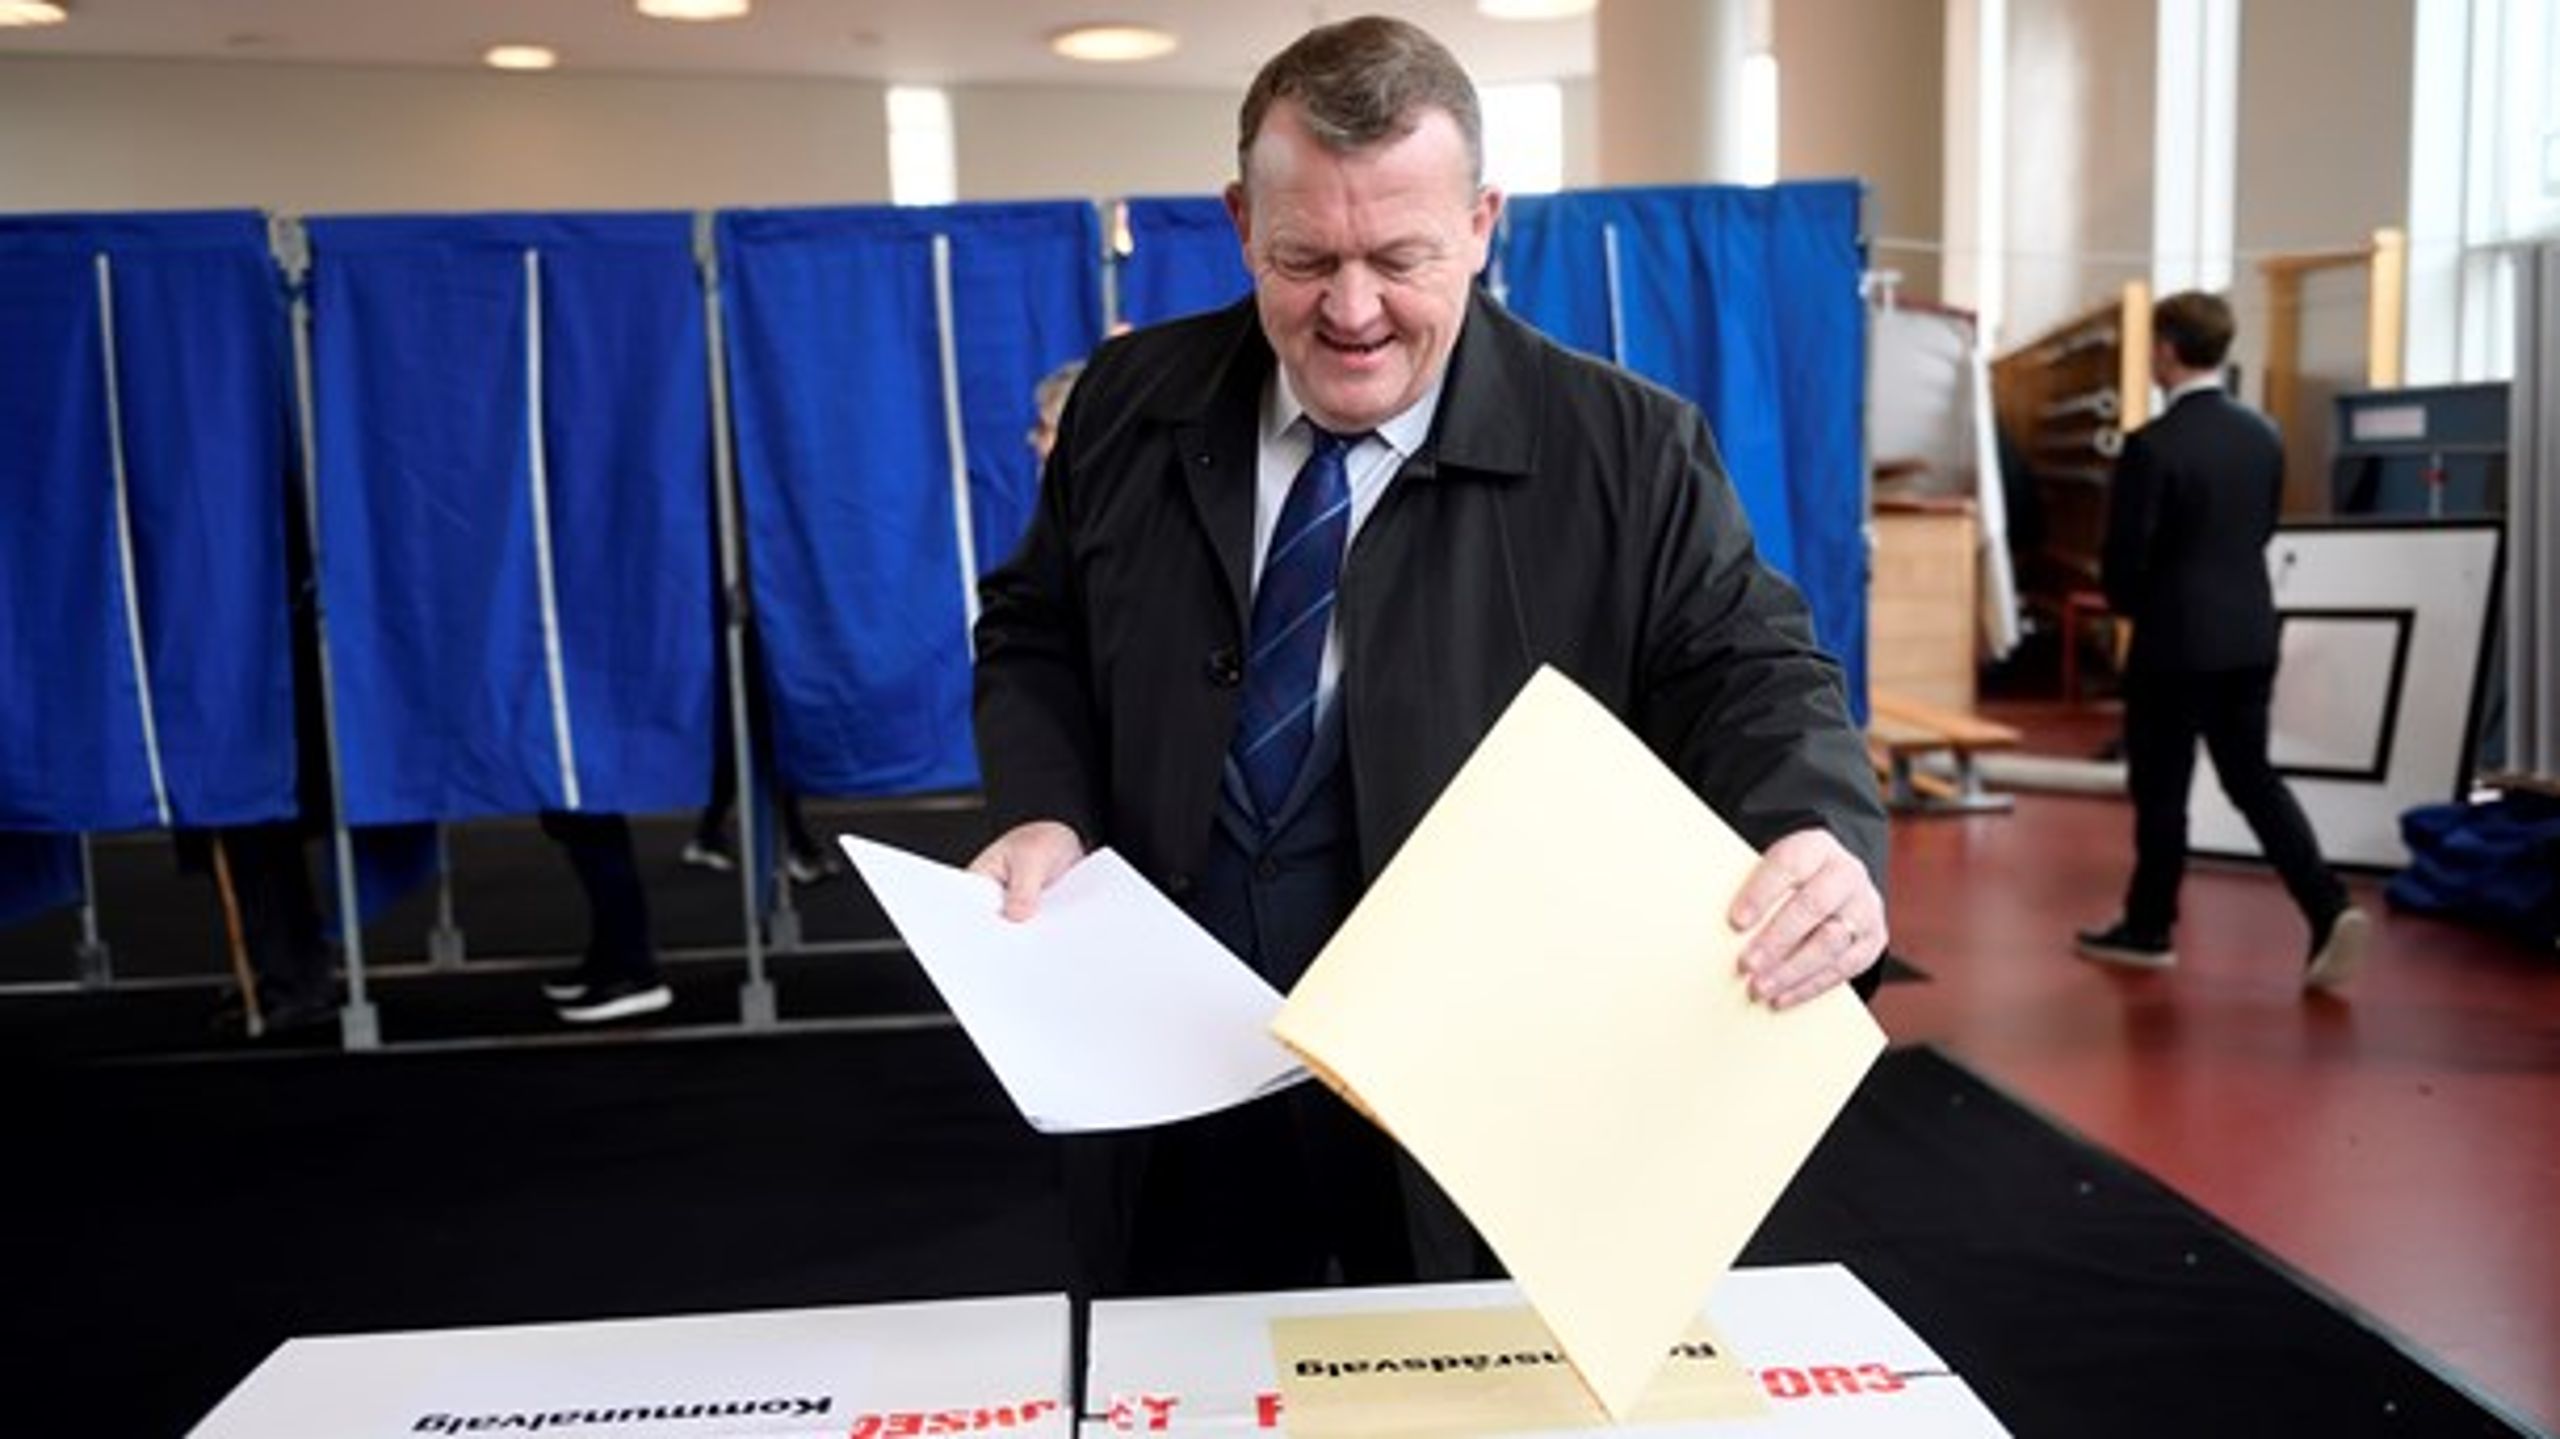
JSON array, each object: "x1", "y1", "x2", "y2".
[
  {"x1": 1500, "y1": 183, "x2": 1869, "y2": 719},
  {"x1": 308, "y1": 214, "x2": 714, "y2": 825},
  {"x1": 0, "y1": 834, "x2": 81, "y2": 926},
  {"x1": 720, "y1": 202, "x2": 1102, "y2": 797},
  {"x1": 317, "y1": 822, "x2": 441, "y2": 927},
  {"x1": 1118, "y1": 197, "x2": 1251, "y2": 328},
  {"x1": 0, "y1": 212, "x2": 295, "y2": 833},
  {"x1": 947, "y1": 204, "x2": 1107, "y2": 576}
]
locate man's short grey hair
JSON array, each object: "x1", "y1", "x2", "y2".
[
  {"x1": 1034, "y1": 359, "x2": 1084, "y2": 423},
  {"x1": 1236, "y1": 15, "x2": 1484, "y2": 186}
]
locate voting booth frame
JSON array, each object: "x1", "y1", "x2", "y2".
[
  {"x1": 5, "y1": 187, "x2": 1878, "y2": 1052},
  {"x1": 15, "y1": 214, "x2": 804, "y2": 1050}
]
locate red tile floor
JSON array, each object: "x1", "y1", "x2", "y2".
[{"x1": 1870, "y1": 695, "x2": 2560, "y2": 1432}]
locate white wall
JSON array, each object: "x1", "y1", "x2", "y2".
[
  {"x1": 0, "y1": 56, "x2": 891, "y2": 213},
  {"x1": 1977, "y1": 0, "x2": 2416, "y2": 365},
  {"x1": 2233, "y1": 0, "x2": 2412, "y2": 263},
  {"x1": 0, "y1": 22, "x2": 2431, "y2": 387},
  {"x1": 2001, "y1": 0, "x2": 2155, "y2": 343},
  {"x1": 1776, "y1": 0, "x2": 1946, "y2": 301},
  {"x1": 951, "y1": 83, "x2": 1235, "y2": 201},
  {"x1": 2231, "y1": 0, "x2": 2415, "y2": 504},
  {"x1": 955, "y1": 75, "x2": 1597, "y2": 204},
  {"x1": 2, "y1": 54, "x2": 1565, "y2": 217}
]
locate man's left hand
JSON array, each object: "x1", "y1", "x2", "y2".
[{"x1": 1729, "y1": 828, "x2": 1887, "y2": 1009}]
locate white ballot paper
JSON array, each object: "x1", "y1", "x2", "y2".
[
  {"x1": 841, "y1": 835, "x2": 1307, "y2": 1133},
  {"x1": 1273, "y1": 666, "x2": 1889, "y2": 1421}
]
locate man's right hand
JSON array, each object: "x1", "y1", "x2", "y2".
[{"x1": 965, "y1": 820, "x2": 1088, "y2": 921}]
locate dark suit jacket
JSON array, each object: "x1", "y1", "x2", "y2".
[
  {"x1": 2102, "y1": 387, "x2": 2284, "y2": 674},
  {"x1": 973, "y1": 292, "x2": 1884, "y2": 902}
]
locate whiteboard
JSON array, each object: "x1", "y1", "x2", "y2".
[{"x1": 2191, "y1": 521, "x2": 2501, "y2": 868}]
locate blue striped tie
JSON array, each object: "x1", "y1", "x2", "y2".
[{"x1": 1234, "y1": 426, "x2": 1357, "y2": 819}]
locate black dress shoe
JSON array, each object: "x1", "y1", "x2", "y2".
[
  {"x1": 264, "y1": 994, "x2": 340, "y2": 1033},
  {"x1": 2073, "y1": 920, "x2": 2176, "y2": 971},
  {"x1": 211, "y1": 991, "x2": 339, "y2": 1039}
]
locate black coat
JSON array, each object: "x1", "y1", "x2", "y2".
[
  {"x1": 2102, "y1": 387, "x2": 2285, "y2": 674},
  {"x1": 974, "y1": 292, "x2": 1883, "y2": 900}
]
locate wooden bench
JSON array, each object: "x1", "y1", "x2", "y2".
[{"x1": 1868, "y1": 689, "x2": 2023, "y2": 814}]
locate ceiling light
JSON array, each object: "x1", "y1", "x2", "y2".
[
  {"x1": 0, "y1": 1, "x2": 71, "y2": 28},
  {"x1": 635, "y1": 0, "x2": 752, "y2": 20},
  {"x1": 1476, "y1": 0, "x2": 1596, "y2": 19},
  {"x1": 483, "y1": 43, "x2": 559, "y2": 71},
  {"x1": 1048, "y1": 23, "x2": 1179, "y2": 64}
]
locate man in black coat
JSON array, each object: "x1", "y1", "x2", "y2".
[
  {"x1": 970, "y1": 15, "x2": 1887, "y2": 1295},
  {"x1": 2077, "y1": 290, "x2": 2368, "y2": 990}
]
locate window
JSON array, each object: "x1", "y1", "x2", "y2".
[
  {"x1": 2404, "y1": 0, "x2": 2560, "y2": 382},
  {"x1": 1480, "y1": 82, "x2": 1564, "y2": 195},
  {"x1": 2151, "y1": 0, "x2": 2238, "y2": 294},
  {"x1": 886, "y1": 85, "x2": 955, "y2": 207},
  {"x1": 2511, "y1": 0, "x2": 2560, "y2": 232}
]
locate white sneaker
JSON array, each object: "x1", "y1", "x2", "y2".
[
  {"x1": 539, "y1": 971, "x2": 595, "y2": 1003},
  {"x1": 2304, "y1": 907, "x2": 2372, "y2": 993},
  {"x1": 554, "y1": 978, "x2": 673, "y2": 1024},
  {"x1": 680, "y1": 839, "x2": 736, "y2": 874},
  {"x1": 784, "y1": 849, "x2": 843, "y2": 885}
]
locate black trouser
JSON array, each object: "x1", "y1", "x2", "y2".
[
  {"x1": 2122, "y1": 665, "x2": 2347, "y2": 938},
  {"x1": 1062, "y1": 1081, "x2": 1415, "y2": 1300},
  {"x1": 698, "y1": 630, "x2": 819, "y2": 858},
  {"x1": 217, "y1": 823, "x2": 330, "y2": 1009},
  {"x1": 537, "y1": 811, "x2": 657, "y2": 983},
  {"x1": 1063, "y1": 737, "x2": 1422, "y2": 1300}
]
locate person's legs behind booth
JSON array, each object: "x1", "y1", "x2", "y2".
[
  {"x1": 682, "y1": 631, "x2": 841, "y2": 885},
  {"x1": 205, "y1": 822, "x2": 338, "y2": 1036},
  {"x1": 536, "y1": 811, "x2": 672, "y2": 1023}
]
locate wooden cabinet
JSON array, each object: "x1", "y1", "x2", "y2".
[{"x1": 1869, "y1": 499, "x2": 1980, "y2": 712}]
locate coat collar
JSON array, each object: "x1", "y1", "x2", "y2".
[
  {"x1": 1427, "y1": 290, "x2": 1543, "y2": 481},
  {"x1": 1159, "y1": 304, "x2": 1270, "y2": 628},
  {"x1": 1156, "y1": 289, "x2": 1546, "y2": 623}
]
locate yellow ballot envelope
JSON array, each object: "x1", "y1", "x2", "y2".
[
  {"x1": 1271, "y1": 666, "x2": 1887, "y2": 1420},
  {"x1": 1269, "y1": 1305, "x2": 1767, "y2": 1435}
]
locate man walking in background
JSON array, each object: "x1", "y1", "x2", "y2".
[{"x1": 2076, "y1": 290, "x2": 2369, "y2": 992}]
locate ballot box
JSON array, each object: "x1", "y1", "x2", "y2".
[
  {"x1": 189, "y1": 1292, "x2": 1071, "y2": 1439},
  {"x1": 1080, "y1": 1264, "x2": 2006, "y2": 1436}
]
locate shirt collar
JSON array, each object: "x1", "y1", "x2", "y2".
[
  {"x1": 1267, "y1": 367, "x2": 1445, "y2": 460},
  {"x1": 2164, "y1": 373, "x2": 2223, "y2": 407}
]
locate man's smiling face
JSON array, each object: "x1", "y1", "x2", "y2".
[{"x1": 1226, "y1": 99, "x2": 1501, "y2": 433}]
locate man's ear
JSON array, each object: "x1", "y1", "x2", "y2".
[
  {"x1": 1223, "y1": 181, "x2": 1251, "y2": 245},
  {"x1": 1467, "y1": 184, "x2": 1505, "y2": 271}
]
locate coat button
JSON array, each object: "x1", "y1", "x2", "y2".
[
  {"x1": 1164, "y1": 871, "x2": 1192, "y2": 896},
  {"x1": 1255, "y1": 857, "x2": 1282, "y2": 881},
  {"x1": 1204, "y1": 646, "x2": 1242, "y2": 687}
]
